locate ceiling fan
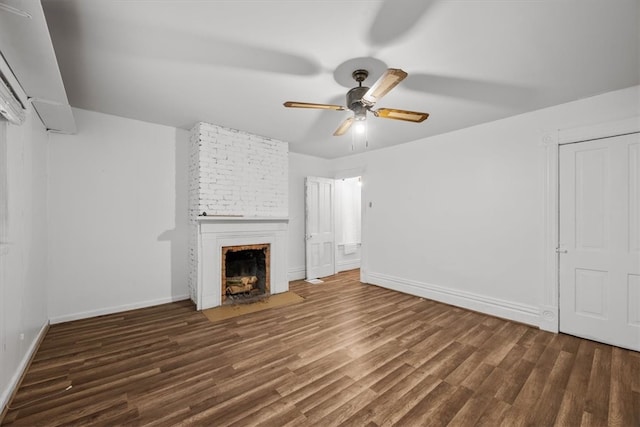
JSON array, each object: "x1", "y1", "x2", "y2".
[{"x1": 284, "y1": 68, "x2": 429, "y2": 136}]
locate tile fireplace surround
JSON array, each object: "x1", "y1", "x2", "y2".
[{"x1": 194, "y1": 216, "x2": 288, "y2": 310}]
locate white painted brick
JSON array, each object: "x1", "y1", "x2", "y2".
[{"x1": 187, "y1": 121, "x2": 289, "y2": 304}]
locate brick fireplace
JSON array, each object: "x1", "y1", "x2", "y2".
[{"x1": 188, "y1": 122, "x2": 289, "y2": 310}]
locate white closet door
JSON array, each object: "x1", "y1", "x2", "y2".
[{"x1": 559, "y1": 133, "x2": 640, "y2": 351}]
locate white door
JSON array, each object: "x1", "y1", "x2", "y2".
[
  {"x1": 559, "y1": 133, "x2": 640, "y2": 351},
  {"x1": 305, "y1": 176, "x2": 335, "y2": 280}
]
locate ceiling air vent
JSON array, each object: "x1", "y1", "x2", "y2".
[
  {"x1": 0, "y1": 52, "x2": 26, "y2": 126},
  {"x1": 0, "y1": 75, "x2": 25, "y2": 125}
]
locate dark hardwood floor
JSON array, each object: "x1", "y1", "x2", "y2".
[{"x1": 3, "y1": 270, "x2": 639, "y2": 426}]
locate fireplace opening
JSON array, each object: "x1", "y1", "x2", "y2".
[{"x1": 221, "y1": 244, "x2": 270, "y2": 305}]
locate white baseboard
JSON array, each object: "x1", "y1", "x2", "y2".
[
  {"x1": 360, "y1": 269, "x2": 369, "y2": 284},
  {"x1": 337, "y1": 259, "x2": 361, "y2": 272},
  {"x1": 539, "y1": 305, "x2": 559, "y2": 332},
  {"x1": 49, "y1": 294, "x2": 191, "y2": 324},
  {"x1": 367, "y1": 272, "x2": 540, "y2": 327},
  {"x1": 288, "y1": 266, "x2": 306, "y2": 281},
  {"x1": 1, "y1": 321, "x2": 48, "y2": 413}
]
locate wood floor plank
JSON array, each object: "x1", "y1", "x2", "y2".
[
  {"x1": 526, "y1": 349, "x2": 576, "y2": 425},
  {"x1": 459, "y1": 363, "x2": 497, "y2": 394},
  {"x1": 374, "y1": 375, "x2": 443, "y2": 427},
  {"x1": 554, "y1": 339, "x2": 597, "y2": 424},
  {"x1": 447, "y1": 394, "x2": 493, "y2": 426},
  {"x1": 494, "y1": 358, "x2": 535, "y2": 404},
  {"x1": 368, "y1": 362, "x2": 415, "y2": 394},
  {"x1": 2, "y1": 269, "x2": 638, "y2": 426},
  {"x1": 309, "y1": 386, "x2": 378, "y2": 427},
  {"x1": 475, "y1": 398, "x2": 511, "y2": 426},
  {"x1": 343, "y1": 367, "x2": 436, "y2": 426},
  {"x1": 339, "y1": 340, "x2": 407, "y2": 382},
  {"x1": 301, "y1": 381, "x2": 370, "y2": 423},
  {"x1": 275, "y1": 369, "x2": 345, "y2": 403},
  {"x1": 608, "y1": 348, "x2": 638, "y2": 427},
  {"x1": 393, "y1": 380, "x2": 458, "y2": 426},
  {"x1": 584, "y1": 346, "x2": 613, "y2": 425},
  {"x1": 291, "y1": 375, "x2": 355, "y2": 414}
]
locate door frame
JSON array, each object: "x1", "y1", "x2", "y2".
[{"x1": 540, "y1": 116, "x2": 640, "y2": 332}]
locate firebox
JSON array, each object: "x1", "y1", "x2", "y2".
[{"x1": 221, "y1": 244, "x2": 270, "y2": 304}]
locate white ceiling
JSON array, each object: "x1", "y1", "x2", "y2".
[{"x1": 34, "y1": 0, "x2": 640, "y2": 158}]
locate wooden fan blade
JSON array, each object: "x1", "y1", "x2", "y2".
[
  {"x1": 362, "y1": 68, "x2": 408, "y2": 106},
  {"x1": 333, "y1": 117, "x2": 354, "y2": 136},
  {"x1": 283, "y1": 101, "x2": 346, "y2": 111},
  {"x1": 375, "y1": 108, "x2": 429, "y2": 123}
]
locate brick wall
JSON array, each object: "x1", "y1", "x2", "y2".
[{"x1": 188, "y1": 122, "x2": 289, "y2": 300}]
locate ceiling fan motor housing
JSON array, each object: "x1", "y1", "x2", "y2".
[{"x1": 347, "y1": 86, "x2": 369, "y2": 117}]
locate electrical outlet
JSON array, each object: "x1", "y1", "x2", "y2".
[{"x1": 19, "y1": 333, "x2": 24, "y2": 341}]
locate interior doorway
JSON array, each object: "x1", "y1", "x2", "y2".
[
  {"x1": 335, "y1": 176, "x2": 362, "y2": 273},
  {"x1": 304, "y1": 175, "x2": 362, "y2": 280}
]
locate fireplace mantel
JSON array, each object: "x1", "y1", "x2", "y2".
[
  {"x1": 196, "y1": 216, "x2": 289, "y2": 222},
  {"x1": 194, "y1": 217, "x2": 288, "y2": 310}
]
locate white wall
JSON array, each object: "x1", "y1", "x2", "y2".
[
  {"x1": 47, "y1": 108, "x2": 190, "y2": 322},
  {"x1": 334, "y1": 85, "x2": 640, "y2": 327},
  {"x1": 287, "y1": 152, "x2": 332, "y2": 280},
  {"x1": 0, "y1": 106, "x2": 49, "y2": 411}
]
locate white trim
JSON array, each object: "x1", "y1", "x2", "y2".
[
  {"x1": 0, "y1": 321, "x2": 48, "y2": 412},
  {"x1": 542, "y1": 116, "x2": 640, "y2": 333},
  {"x1": 360, "y1": 269, "x2": 369, "y2": 284},
  {"x1": 288, "y1": 266, "x2": 306, "y2": 281},
  {"x1": 539, "y1": 305, "x2": 559, "y2": 332},
  {"x1": 196, "y1": 216, "x2": 289, "y2": 222},
  {"x1": 49, "y1": 294, "x2": 190, "y2": 324},
  {"x1": 558, "y1": 116, "x2": 640, "y2": 145},
  {"x1": 334, "y1": 167, "x2": 364, "y2": 180},
  {"x1": 337, "y1": 259, "x2": 361, "y2": 272},
  {"x1": 368, "y1": 272, "x2": 540, "y2": 327},
  {"x1": 540, "y1": 131, "x2": 560, "y2": 332}
]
